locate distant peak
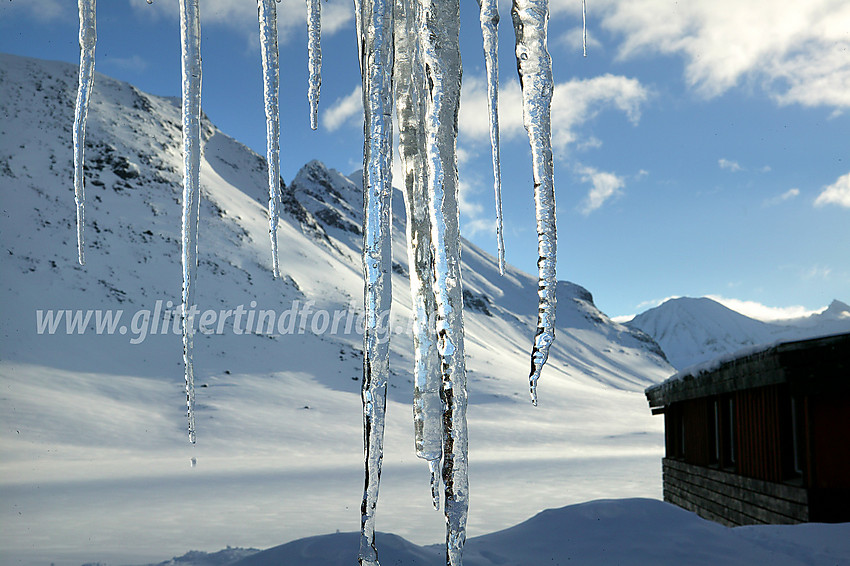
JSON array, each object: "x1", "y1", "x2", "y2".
[
  {"x1": 293, "y1": 159, "x2": 342, "y2": 190},
  {"x1": 824, "y1": 299, "x2": 850, "y2": 318},
  {"x1": 304, "y1": 158, "x2": 329, "y2": 171}
]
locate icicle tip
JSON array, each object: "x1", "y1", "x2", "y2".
[{"x1": 428, "y1": 458, "x2": 441, "y2": 510}]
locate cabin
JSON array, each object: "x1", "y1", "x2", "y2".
[{"x1": 645, "y1": 332, "x2": 850, "y2": 526}]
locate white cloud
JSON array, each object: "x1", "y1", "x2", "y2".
[
  {"x1": 814, "y1": 172, "x2": 850, "y2": 208},
  {"x1": 322, "y1": 86, "x2": 362, "y2": 132},
  {"x1": 129, "y1": 0, "x2": 353, "y2": 45},
  {"x1": 103, "y1": 55, "x2": 149, "y2": 73},
  {"x1": 706, "y1": 295, "x2": 825, "y2": 322},
  {"x1": 461, "y1": 217, "x2": 498, "y2": 238},
  {"x1": 577, "y1": 0, "x2": 850, "y2": 109},
  {"x1": 763, "y1": 188, "x2": 799, "y2": 206},
  {"x1": 6, "y1": 0, "x2": 66, "y2": 21},
  {"x1": 635, "y1": 296, "x2": 680, "y2": 311},
  {"x1": 578, "y1": 166, "x2": 625, "y2": 214},
  {"x1": 559, "y1": 26, "x2": 603, "y2": 54},
  {"x1": 803, "y1": 265, "x2": 832, "y2": 280},
  {"x1": 458, "y1": 179, "x2": 485, "y2": 218},
  {"x1": 458, "y1": 179, "x2": 497, "y2": 238},
  {"x1": 631, "y1": 294, "x2": 828, "y2": 322},
  {"x1": 458, "y1": 74, "x2": 649, "y2": 155},
  {"x1": 319, "y1": 2, "x2": 356, "y2": 36},
  {"x1": 458, "y1": 77, "x2": 522, "y2": 141},
  {"x1": 718, "y1": 158, "x2": 742, "y2": 172}
]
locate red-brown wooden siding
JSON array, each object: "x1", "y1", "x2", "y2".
[{"x1": 735, "y1": 385, "x2": 783, "y2": 483}]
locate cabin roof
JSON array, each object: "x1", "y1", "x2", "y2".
[{"x1": 645, "y1": 332, "x2": 850, "y2": 408}]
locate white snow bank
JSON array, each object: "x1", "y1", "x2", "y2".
[{"x1": 144, "y1": 498, "x2": 850, "y2": 566}]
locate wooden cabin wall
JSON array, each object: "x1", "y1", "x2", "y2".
[{"x1": 735, "y1": 385, "x2": 784, "y2": 483}]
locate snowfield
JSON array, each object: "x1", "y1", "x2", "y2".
[
  {"x1": 1, "y1": 53, "x2": 847, "y2": 566},
  {"x1": 162, "y1": 498, "x2": 850, "y2": 566}
]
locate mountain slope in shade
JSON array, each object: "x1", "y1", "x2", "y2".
[
  {"x1": 0, "y1": 53, "x2": 672, "y2": 565},
  {"x1": 628, "y1": 297, "x2": 850, "y2": 369}
]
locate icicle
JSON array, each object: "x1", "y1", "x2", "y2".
[
  {"x1": 307, "y1": 0, "x2": 322, "y2": 130},
  {"x1": 512, "y1": 0, "x2": 556, "y2": 406},
  {"x1": 257, "y1": 0, "x2": 281, "y2": 277},
  {"x1": 429, "y1": 458, "x2": 441, "y2": 510},
  {"x1": 179, "y1": 0, "x2": 202, "y2": 444},
  {"x1": 582, "y1": 0, "x2": 587, "y2": 57},
  {"x1": 394, "y1": 0, "x2": 444, "y2": 510},
  {"x1": 354, "y1": 0, "x2": 394, "y2": 563},
  {"x1": 477, "y1": 0, "x2": 506, "y2": 276},
  {"x1": 73, "y1": 0, "x2": 96, "y2": 266},
  {"x1": 417, "y1": 0, "x2": 469, "y2": 563}
]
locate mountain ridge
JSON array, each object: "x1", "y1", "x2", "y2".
[
  {"x1": 0, "y1": 52, "x2": 673, "y2": 564},
  {"x1": 0, "y1": 52, "x2": 672, "y2": 392},
  {"x1": 628, "y1": 296, "x2": 850, "y2": 370}
]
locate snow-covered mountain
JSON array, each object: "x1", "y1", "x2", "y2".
[
  {"x1": 0, "y1": 53, "x2": 672, "y2": 565},
  {"x1": 628, "y1": 296, "x2": 850, "y2": 370}
]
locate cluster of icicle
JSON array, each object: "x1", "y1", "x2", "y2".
[
  {"x1": 71, "y1": 0, "x2": 559, "y2": 564},
  {"x1": 356, "y1": 0, "x2": 558, "y2": 562}
]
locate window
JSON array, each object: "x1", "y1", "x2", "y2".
[
  {"x1": 791, "y1": 396, "x2": 803, "y2": 476},
  {"x1": 710, "y1": 399, "x2": 720, "y2": 465},
  {"x1": 723, "y1": 397, "x2": 736, "y2": 467},
  {"x1": 782, "y1": 391, "x2": 805, "y2": 481},
  {"x1": 665, "y1": 405, "x2": 685, "y2": 460}
]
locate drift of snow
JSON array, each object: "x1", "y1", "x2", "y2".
[
  {"x1": 179, "y1": 0, "x2": 202, "y2": 444},
  {"x1": 512, "y1": 0, "x2": 557, "y2": 406},
  {"x1": 477, "y1": 0, "x2": 506, "y2": 276},
  {"x1": 151, "y1": 499, "x2": 850, "y2": 566},
  {"x1": 307, "y1": 0, "x2": 322, "y2": 130},
  {"x1": 257, "y1": 0, "x2": 282, "y2": 278},
  {"x1": 73, "y1": 0, "x2": 96, "y2": 266}
]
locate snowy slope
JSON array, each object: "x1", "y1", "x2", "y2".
[
  {"x1": 0, "y1": 53, "x2": 673, "y2": 566},
  {"x1": 628, "y1": 297, "x2": 850, "y2": 369},
  {"x1": 230, "y1": 499, "x2": 850, "y2": 566},
  {"x1": 134, "y1": 499, "x2": 850, "y2": 566}
]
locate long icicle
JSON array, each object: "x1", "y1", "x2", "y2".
[
  {"x1": 258, "y1": 0, "x2": 281, "y2": 277},
  {"x1": 179, "y1": 0, "x2": 202, "y2": 444},
  {"x1": 355, "y1": 0, "x2": 394, "y2": 562},
  {"x1": 582, "y1": 0, "x2": 587, "y2": 57},
  {"x1": 307, "y1": 0, "x2": 322, "y2": 130},
  {"x1": 512, "y1": 0, "x2": 556, "y2": 406},
  {"x1": 73, "y1": 0, "x2": 96, "y2": 266},
  {"x1": 417, "y1": 0, "x2": 469, "y2": 563},
  {"x1": 394, "y1": 0, "x2": 444, "y2": 511},
  {"x1": 477, "y1": 0, "x2": 506, "y2": 276}
]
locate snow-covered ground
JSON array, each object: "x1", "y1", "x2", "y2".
[
  {"x1": 1, "y1": 53, "x2": 846, "y2": 566},
  {"x1": 148, "y1": 498, "x2": 850, "y2": 566}
]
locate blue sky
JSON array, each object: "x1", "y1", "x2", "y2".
[{"x1": 2, "y1": 0, "x2": 848, "y2": 320}]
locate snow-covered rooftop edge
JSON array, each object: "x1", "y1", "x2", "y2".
[{"x1": 647, "y1": 330, "x2": 850, "y2": 393}]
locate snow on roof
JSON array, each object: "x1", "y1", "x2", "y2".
[{"x1": 645, "y1": 331, "x2": 850, "y2": 407}]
